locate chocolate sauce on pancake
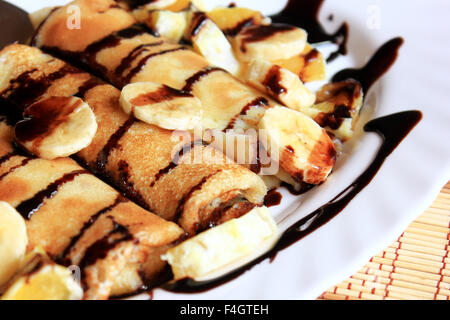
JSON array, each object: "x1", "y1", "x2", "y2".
[
  {"x1": 95, "y1": 117, "x2": 136, "y2": 176},
  {"x1": 114, "y1": 42, "x2": 164, "y2": 80},
  {"x1": 16, "y1": 169, "x2": 89, "y2": 220},
  {"x1": 117, "y1": 160, "x2": 150, "y2": 210},
  {"x1": 174, "y1": 170, "x2": 222, "y2": 223},
  {"x1": 238, "y1": 24, "x2": 297, "y2": 53},
  {"x1": 0, "y1": 157, "x2": 35, "y2": 182},
  {"x1": 79, "y1": 219, "x2": 133, "y2": 290},
  {"x1": 0, "y1": 66, "x2": 81, "y2": 112},
  {"x1": 150, "y1": 140, "x2": 207, "y2": 188},
  {"x1": 163, "y1": 110, "x2": 422, "y2": 293},
  {"x1": 182, "y1": 67, "x2": 226, "y2": 93},
  {"x1": 122, "y1": 47, "x2": 187, "y2": 86},
  {"x1": 130, "y1": 85, "x2": 193, "y2": 106},
  {"x1": 59, "y1": 195, "x2": 127, "y2": 263}
]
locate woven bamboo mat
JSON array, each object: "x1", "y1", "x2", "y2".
[{"x1": 319, "y1": 181, "x2": 450, "y2": 300}]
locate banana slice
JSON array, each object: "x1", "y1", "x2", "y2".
[
  {"x1": 258, "y1": 106, "x2": 336, "y2": 185},
  {"x1": 186, "y1": 12, "x2": 240, "y2": 75},
  {"x1": 120, "y1": 82, "x2": 203, "y2": 130},
  {"x1": 244, "y1": 59, "x2": 316, "y2": 111},
  {"x1": 302, "y1": 80, "x2": 364, "y2": 142},
  {"x1": 1, "y1": 250, "x2": 82, "y2": 300},
  {"x1": 272, "y1": 44, "x2": 326, "y2": 83},
  {"x1": 0, "y1": 202, "x2": 27, "y2": 289},
  {"x1": 231, "y1": 24, "x2": 307, "y2": 62},
  {"x1": 204, "y1": 129, "x2": 258, "y2": 168},
  {"x1": 145, "y1": 10, "x2": 188, "y2": 43},
  {"x1": 162, "y1": 206, "x2": 278, "y2": 280},
  {"x1": 135, "y1": 0, "x2": 177, "y2": 10},
  {"x1": 162, "y1": 0, "x2": 206, "y2": 12},
  {"x1": 206, "y1": 7, "x2": 265, "y2": 36},
  {"x1": 14, "y1": 96, "x2": 97, "y2": 160}
]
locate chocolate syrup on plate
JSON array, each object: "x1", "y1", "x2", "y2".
[
  {"x1": 264, "y1": 189, "x2": 283, "y2": 208},
  {"x1": 332, "y1": 37, "x2": 404, "y2": 94},
  {"x1": 271, "y1": 0, "x2": 349, "y2": 62},
  {"x1": 162, "y1": 110, "x2": 422, "y2": 293}
]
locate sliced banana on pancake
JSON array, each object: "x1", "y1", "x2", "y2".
[
  {"x1": 120, "y1": 81, "x2": 203, "y2": 130},
  {"x1": 244, "y1": 59, "x2": 316, "y2": 111},
  {"x1": 258, "y1": 106, "x2": 336, "y2": 185},
  {"x1": 272, "y1": 44, "x2": 326, "y2": 83},
  {"x1": 186, "y1": 12, "x2": 240, "y2": 75},
  {"x1": 145, "y1": 10, "x2": 188, "y2": 43},
  {"x1": 231, "y1": 24, "x2": 307, "y2": 62},
  {"x1": 1, "y1": 249, "x2": 82, "y2": 300},
  {"x1": 14, "y1": 96, "x2": 97, "y2": 160},
  {"x1": 206, "y1": 6, "x2": 265, "y2": 36},
  {"x1": 162, "y1": 206, "x2": 278, "y2": 281},
  {"x1": 302, "y1": 80, "x2": 364, "y2": 142},
  {"x1": 0, "y1": 202, "x2": 28, "y2": 289}
]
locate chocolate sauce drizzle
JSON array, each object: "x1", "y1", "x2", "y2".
[
  {"x1": 174, "y1": 170, "x2": 222, "y2": 223},
  {"x1": 114, "y1": 42, "x2": 164, "y2": 81},
  {"x1": 0, "y1": 66, "x2": 81, "y2": 113},
  {"x1": 121, "y1": 47, "x2": 187, "y2": 86},
  {"x1": 74, "y1": 77, "x2": 104, "y2": 99},
  {"x1": 264, "y1": 189, "x2": 283, "y2": 208},
  {"x1": 163, "y1": 110, "x2": 422, "y2": 293},
  {"x1": 59, "y1": 195, "x2": 127, "y2": 263},
  {"x1": 223, "y1": 18, "x2": 256, "y2": 37},
  {"x1": 40, "y1": 24, "x2": 155, "y2": 83},
  {"x1": 0, "y1": 152, "x2": 17, "y2": 166},
  {"x1": 117, "y1": 160, "x2": 149, "y2": 210},
  {"x1": 271, "y1": 0, "x2": 349, "y2": 62},
  {"x1": 15, "y1": 97, "x2": 83, "y2": 147},
  {"x1": 95, "y1": 117, "x2": 136, "y2": 176},
  {"x1": 190, "y1": 12, "x2": 208, "y2": 37},
  {"x1": 79, "y1": 219, "x2": 133, "y2": 290},
  {"x1": 332, "y1": 37, "x2": 404, "y2": 94},
  {"x1": 16, "y1": 169, "x2": 89, "y2": 220},
  {"x1": 0, "y1": 157, "x2": 35, "y2": 182},
  {"x1": 224, "y1": 97, "x2": 269, "y2": 131},
  {"x1": 238, "y1": 24, "x2": 296, "y2": 53},
  {"x1": 262, "y1": 65, "x2": 286, "y2": 97},
  {"x1": 130, "y1": 85, "x2": 193, "y2": 106},
  {"x1": 150, "y1": 140, "x2": 207, "y2": 188},
  {"x1": 182, "y1": 67, "x2": 226, "y2": 93}
]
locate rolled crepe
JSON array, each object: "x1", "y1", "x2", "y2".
[
  {"x1": 0, "y1": 117, "x2": 184, "y2": 299},
  {"x1": 0, "y1": 44, "x2": 267, "y2": 236}
]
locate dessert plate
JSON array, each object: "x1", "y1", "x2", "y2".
[{"x1": 5, "y1": 0, "x2": 450, "y2": 299}]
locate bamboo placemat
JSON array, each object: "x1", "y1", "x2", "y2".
[{"x1": 319, "y1": 181, "x2": 450, "y2": 300}]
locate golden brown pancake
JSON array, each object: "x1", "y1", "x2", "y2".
[
  {"x1": 0, "y1": 117, "x2": 184, "y2": 299},
  {"x1": 0, "y1": 44, "x2": 267, "y2": 235}
]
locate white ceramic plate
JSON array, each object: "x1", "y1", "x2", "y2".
[{"x1": 8, "y1": 0, "x2": 450, "y2": 299}]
